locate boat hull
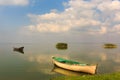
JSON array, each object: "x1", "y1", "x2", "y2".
[
  {"x1": 53, "y1": 66, "x2": 88, "y2": 76},
  {"x1": 52, "y1": 57, "x2": 97, "y2": 74}
]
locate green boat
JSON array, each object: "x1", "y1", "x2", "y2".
[{"x1": 52, "y1": 57, "x2": 97, "y2": 74}]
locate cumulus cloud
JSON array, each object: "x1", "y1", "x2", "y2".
[
  {"x1": 0, "y1": 0, "x2": 29, "y2": 6},
  {"x1": 111, "y1": 24, "x2": 120, "y2": 34},
  {"x1": 98, "y1": 0, "x2": 120, "y2": 11},
  {"x1": 23, "y1": 0, "x2": 120, "y2": 35},
  {"x1": 89, "y1": 26, "x2": 107, "y2": 35},
  {"x1": 114, "y1": 12, "x2": 120, "y2": 22}
]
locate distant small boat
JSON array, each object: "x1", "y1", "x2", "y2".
[
  {"x1": 104, "y1": 43, "x2": 117, "y2": 48},
  {"x1": 56, "y1": 43, "x2": 68, "y2": 49},
  {"x1": 13, "y1": 47, "x2": 24, "y2": 54},
  {"x1": 52, "y1": 57, "x2": 97, "y2": 74}
]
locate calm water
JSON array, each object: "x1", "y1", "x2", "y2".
[{"x1": 0, "y1": 43, "x2": 120, "y2": 80}]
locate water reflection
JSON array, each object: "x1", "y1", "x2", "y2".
[
  {"x1": 13, "y1": 47, "x2": 24, "y2": 54},
  {"x1": 0, "y1": 43, "x2": 120, "y2": 80},
  {"x1": 56, "y1": 46, "x2": 68, "y2": 50},
  {"x1": 52, "y1": 65, "x2": 89, "y2": 76}
]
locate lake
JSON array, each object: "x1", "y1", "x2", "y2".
[{"x1": 0, "y1": 43, "x2": 120, "y2": 80}]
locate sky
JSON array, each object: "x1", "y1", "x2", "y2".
[{"x1": 0, "y1": 0, "x2": 120, "y2": 43}]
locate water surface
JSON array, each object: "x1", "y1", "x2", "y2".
[{"x1": 0, "y1": 43, "x2": 120, "y2": 80}]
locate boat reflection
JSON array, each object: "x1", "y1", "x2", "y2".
[
  {"x1": 56, "y1": 46, "x2": 68, "y2": 50},
  {"x1": 52, "y1": 66, "x2": 89, "y2": 76},
  {"x1": 13, "y1": 47, "x2": 24, "y2": 54}
]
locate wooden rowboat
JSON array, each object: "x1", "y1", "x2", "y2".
[{"x1": 52, "y1": 57, "x2": 97, "y2": 74}]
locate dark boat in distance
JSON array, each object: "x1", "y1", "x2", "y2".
[
  {"x1": 104, "y1": 43, "x2": 117, "y2": 48},
  {"x1": 13, "y1": 47, "x2": 24, "y2": 54},
  {"x1": 56, "y1": 43, "x2": 68, "y2": 49}
]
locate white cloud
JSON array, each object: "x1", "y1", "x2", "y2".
[
  {"x1": 0, "y1": 0, "x2": 29, "y2": 6},
  {"x1": 98, "y1": 0, "x2": 120, "y2": 11},
  {"x1": 114, "y1": 12, "x2": 120, "y2": 22},
  {"x1": 22, "y1": 0, "x2": 120, "y2": 35},
  {"x1": 112, "y1": 24, "x2": 120, "y2": 34},
  {"x1": 28, "y1": 23, "x2": 70, "y2": 33},
  {"x1": 88, "y1": 26, "x2": 107, "y2": 35},
  {"x1": 26, "y1": 12, "x2": 101, "y2": 33}
]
